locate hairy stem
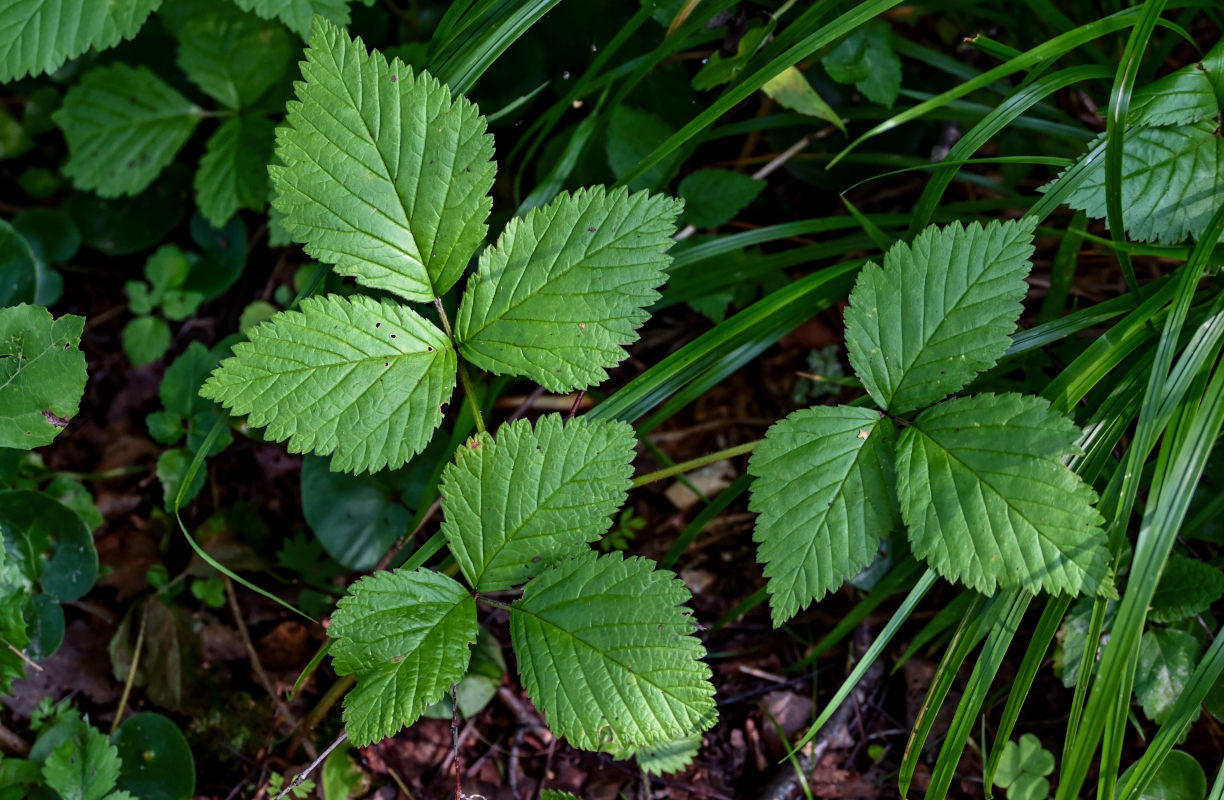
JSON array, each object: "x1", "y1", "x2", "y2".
[
  {"x1": 631, "y1": 440, "x2": 759, "y2": 488},
  {"x1": 434, "y1": 297, "x2": 486, "y2": 434}
]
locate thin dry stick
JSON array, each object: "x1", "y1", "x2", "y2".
[
  {"x1": 5, "y1": 642, "x2": 43, "y2": 674},
  {"x1": 0, "y1": 722, "x2": 30, "y2": 756},
  {"x1": 452, "y1": 684, "x2": 464, "y2": 800},
  {"x1": 223, "y1": 577, "x2": 316, "y2": 760},
  {"x1": 110, "y1": 601, "x2": 148, "y2": 735},
  {"x1": 274, "y1": 730, "x2": 348, "y2": 800}
]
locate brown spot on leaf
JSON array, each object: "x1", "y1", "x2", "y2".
[{"x1": 42, "y1": 410, "x2": 70, "y2": 428}]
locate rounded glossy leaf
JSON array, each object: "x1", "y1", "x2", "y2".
[
  {"x1": 301, "y1": 455, "x2": 412, "y2": 570},
  {"x1": 1122, "y1": 751, "x2": 1207, "y2": 800},
  {"x1": 24, "y1": 593, "x2": 65, "y2": 659},
  {"x1": 113, "y1": 713, "x2": 195, "y2": 800},
  {"x1": 0, "y1": 490, "x2": 97, "y2": 601}
]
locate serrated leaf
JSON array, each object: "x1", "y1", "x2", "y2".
[
  {"x1": 200, "y1": 294, "x2": 455, "y2": 473},
  {"x1": 844, "y1": 218, "x2": 1036, "y2": 415},
  {"x1": 52, "y1": 63, "x2": 202, "y2": 197},
  {"x1": 329, "y1": 568, "x2": 477, "y2": 746},
  {"x1": 440, "y1": 415, "x2": 635, "y2": 592},
  {"x1": 1128, "y1": 63, "x2": 1218, "y2": 126},
  {"x1": 623, "y1": 733, "x2": 701, "y2": 775},
  {"x1": 271, "y1": 18, "x2": 495, "y2": 303},
  {"x1": 1054, "y1": 595, "x2": 1116, "y2": 688},
  {"x1": 195, "y1": 115, "x2": 275, "y2": 227},
  {"x1": 747, "y1": 406, "x2": 899, "y2": 624},
  {"x1": 1149, "y1": 554, "x2": 1224, "y2": 623},
  {"x1": 42, "y1": 724, "x2": 121, "y2": 800},
  {"x1": 511, "y1": 551, "x2": 716, "y2": 752},
  {"x1": 1135, "y1": 628, "x2": 1201, "y2": 725},
  {"x1": 175, "y1": 9, "x2": 293, "y2": 109},
  {"x1": 896, "y1": 393, "x2": 1108, "y2": 596},
  {"x1": 0, "y1": 0, "x2": 159, "y2": 82},
  {"x1": 0, "y1": 304, "x2": 87, "y2": 449},
  {"x1": 456, "y1": 186, "x2": 680, "y2": 392},
  {"x1": 1058, "y1": 123, "x2": 1224, "y2": 244},
  {"x1": 231, "y1": 0, "x2": 351, "y2": 37}
]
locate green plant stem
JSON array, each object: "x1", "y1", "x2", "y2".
[
  {"x1": 110, "y1": 602, "x2": 148, "y2": 735},
  {"x1": 630, "y1": 440, "x2": 759, "y2": 488},
  {"x1": 434, "y1": 297, "x2": 486, "y2": 434},
  {"x1": 477, "y1": 596, "x2": 515, "y2": 613}
]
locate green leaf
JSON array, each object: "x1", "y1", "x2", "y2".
[
  {"x1": 440, "y1": 414, "x2": 636, "y2": 592},
  {"x1": 175, "y1": 9, "x2": 294, "y2": 109},
  {"x1": 0, "y1": 490, "x2": 98, "y2": 602},
  {"x1": 421, "y1": 625, "x2": 506, "y2": 720},
  {"x1": 156, "y1": 448, "x2": 204, "y2": 511},
  {"x1": 52, "y1": 64, "x2": 202, "y2": 197},
  {"x1": 1124, "y1": 750, "x2": 1207, "y2": 800},
  {"x1": 1058, "y1": 123, "x2": 1223, "y2": 244},
  {"x1": 1149, "y1": 554, "x2": 1224, "y2": 623},
  {"x1": 1128, "y1": 63, "x2": 1218, "y2": 126},
  {"x1": 455, "y1": 186, "x2": 680, "y2": 392},
  {"x1": 329, "y1": 568, "x2": 477, "y2": 746},
  {"x1": 691, "y1": 24, "x2": 772, "y2": 91},
  {"x1": 321, "y1": 746, "x2": 362, "y2": 800},
  {"x1": 677, "y1": 170, "x2": 766, "y2": 229},
  {"x1": 0, "y1": 304, "x2": 87, "y2": 450},
  {"x1": 896, "y1": 393, "x2": 1108, "y2": 596},
  {"x1": 271, "y1": 18, "x2": 495, "y2": 303},
  {"x1": 761, "y1": 67, "x2": 845, "y2": 133},
  {"x1": 0, "y1": 530, "x2": 31, "y2": 695},
  {"x1": 993, "y1": 734, "x2": 1055, "y2": 800},
  {"x1": 0, "y1": 219, "x2": 37, "y2": 307},
  {"x1": 41, "y1": 724, "x2": 121, "y2": 800},
  {"x1": 1135, "y1": 628, "x2": 1202, "y2": 726},
  {"x1": 300, "y1": 453, "x2": 412, "y2": 570},
  {"x1": 201, "y1": 294, "x2": 456, "y2": 473},
  {"x1": 160, "y1": 342, "x2": 218, "y2": 419},
  {"x1": 195, "y1": 115, "x2": 276, "y2": 227},
  {"x1": 626, "y1": 733, "x2": 701, "y2": 775},
  {"x1": 747, "y1": 406, "x2": 899, "y2": 624},
  {"x1": 1054, "y1": 595, "x2": 1116, "y2": 688},
  {"x1": 540, "y1": 792, "x2": 582, "y2": 800},
  {"x1": 231, "y1": 0, "x2": 352, "y2": 37},
  {"x1": 820, "y1": 21, "x2": 901, "y2": 107},
  {"x1": 605, "y1": 106, "x2": 682, "y2": 191},
  {"x1": 510, "y1": 551, "x2": 716, "y2": 752},
  {"x1": 112, "y1": 713, "x2": 195, "y2": 800},
  {"x1": 844, "y1": 218, "x2": 1037, "y2": 415},
  {"x1": 0, "y1": 0, "x2": 159, "y2": 82},
  {"x1": 121, "y1": 316, "x2": 171, "y2": 367}
]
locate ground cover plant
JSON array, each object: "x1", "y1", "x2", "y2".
[{"x1": 1, "y1": 1, "x2": 1223, "y2": 799}]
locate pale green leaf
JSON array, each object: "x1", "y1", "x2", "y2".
[
  {"x1": 821, "y1": 21, "x2": 901, "y2": 107},
  {"x1": 271, "y1": 17, "x2": 495, "y2": 302},
  {"x1": 1135, "y1": 628, "x2": 1202, "y2": 725},
  {"x1": 844, "y1": 218, "x2": 1037, "y2": 415},
  {"x1": 121, "y1": 315, "x2": 170, "y2": 367},
  {"x1": 1128, "y1": 63, "x2": 1218, "y2": 126},
  {"x1": 194, "y1": 115, "x2": 275, "y2": 227},
  {"x1": 896, "y1": 393, "x2": 1108, "y2": 596},
  {"x1": 175, "y1": 9, "x2": 294, "y2": 109},
  {"x1": 52, "y1": 63, "x2": 202, "y2": 197},
  {"x1": 1059, "y1": 123, "x2": 1224, "y2": 244},
  {"x1": 440, "y1": 414, "x2": 635, "y2": 592},
  {"x1": 329, "y1": 568, "x2": 476, "y2": 746},
  {"x1": 200, "y1": 294, "x2": 455, "y2": 473},
  {"x1": 747, "y1": 405, "x2": 899, "y2": 624},
  {"x1": 42, "y1": 724, "x2": 121, "y2": 800},
  {"x1": 231, "y1": 0, "x2": 351, "y2": 37},
  {"x1": 511, "y1": 551, "x2": 716, "y2": 752},
  {"x1": 1149, "y1": 554, "x2": 1224, "y2": 623},
  {"x1": 994, "y1": 733, "x2": 1055, "y2": 788},
  {"x1": 762, "y1": 67, "x2": 844, "y2": 132},
  {"x1": 0, "y1": 304, "x2": 87, "y2": 449},
  {"x1": 0, "y1": 0, "x2": 159, "y2": 82},
  {"x1": 677, "y1": 169, "x2": 766, "y2": 229},
  {"x1": 455, "y1": 186, "x2": 680, "y2": 392}
]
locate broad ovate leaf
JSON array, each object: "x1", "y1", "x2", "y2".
[
  {"x1": 1149, "y1": 554, "x2": 1224, "y2": 623},
  {"x1": 456, "y1": 186, "x2": 681, "y2": 392},
  {"x1": 896, "y1": 393, "x2": 1108, "y2": 596},
  {"x1": 747, "y1": 406, "x2": 899, "y2": 624},
  {"x1": 200, "y1": 294, "x2": 455, "y2": 473},
  {"x1": 1134, "y1": 628, "x2": 1201, "y2": 725},
  {"x1": 511, "y1": 551, "x2": 716, "y2": 752},
  {"x1": 52, "y1": 63, "x2": 202, "y2": 197},
  {"x1": 844, "y1": 218, "x2": 1036, "y2": 415},
  {"x1": 175, "y1": 9, "x2": 294, "y2": 109},
  {"x1": 0, "y1": 304, "x2": 87, "y2": 449},
  {"x1": 231, "y1": 0, "x2": 352, "y2": 37},
  {"x1": 194, "y1": 115, "x2": 276, "y2": 227},
  {"x1": 271, "y1": 18, "x2": 495, "y2": 303},
  {"x1": 0, "y1": 0, "x2": 159, "y2": 82},
  {"x1": 329, "y1": 568, "x2": 477, "y2": 746},
  {"x1": 440, "y1": 414, "x2": 635, "y2": 592},
  {"x1": 1128, "y1": 63, "x2": 1219, "y2": 126},
  {"x1": 1058, "y1": 123, "x2": 1224, "y2": 244}
]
